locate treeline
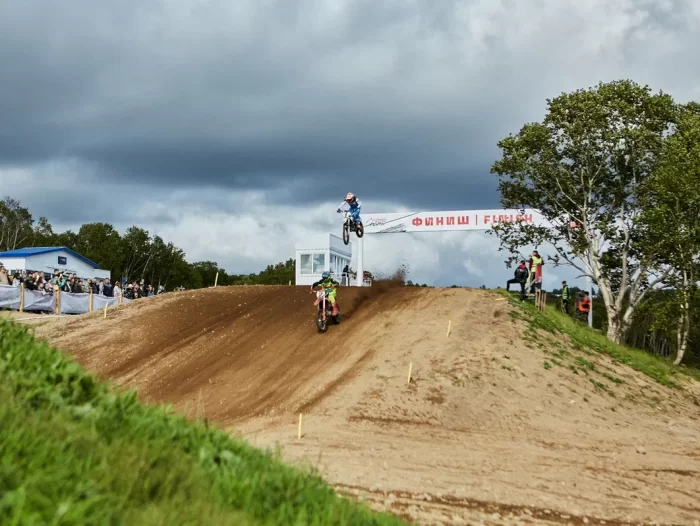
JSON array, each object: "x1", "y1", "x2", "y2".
[
  {"x1": 491, "y1": 79, "x2": 699, "y2": 366},
  {"x1": 0, "y1": 197, "x2": 298, "y2": 290},
  {"x1": 189, "y1": 259, "x2": 297, "y2": 287}
]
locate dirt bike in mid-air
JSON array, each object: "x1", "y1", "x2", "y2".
[
  {"x1": 312, "y1": 288, "x2": 341, "y2": 333},
  {"x1": 339, "y1": 210, "x2": 364, "y2": 245}
]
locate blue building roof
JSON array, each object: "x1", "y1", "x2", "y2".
[{"x1": 0, "y1": 246, "x2": 101, "y2": 269}]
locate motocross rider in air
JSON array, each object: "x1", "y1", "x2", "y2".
[
  {"x1": 310, "y1": 271, "x2": 339, "y2": 316},
  {"x1": 337, "y1": 192, "x2": 362, "y2": 227}
]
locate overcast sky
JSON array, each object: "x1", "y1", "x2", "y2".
[{"x1": 1, "y1": 0, "x2": 698, "y2": 287}]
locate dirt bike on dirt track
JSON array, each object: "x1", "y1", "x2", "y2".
[
  {"x1": 339, "y1": 210, "x2": 364, "y2": 245},
  {"x1": 313, "y1": 289, "x2": 341, "y2": 333}
]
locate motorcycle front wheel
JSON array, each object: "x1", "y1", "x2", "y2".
[
  {"x1": 342, "y1": 222, "x2": 350, "y2": 245},
  {"x1": 316, "y1": 311, "x2": 329, "y2": 333}
]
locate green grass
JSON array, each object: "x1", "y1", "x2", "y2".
[
  {"x1": 0, "y1": 319, "x2": 406, "y2": 526},
  {"x1": 498, "y1": 290, "x2": 700, "y2": 389}
]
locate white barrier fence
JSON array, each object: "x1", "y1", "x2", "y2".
[{"x1": 0, "y1": 284, "x2": 132, "y2": 314}]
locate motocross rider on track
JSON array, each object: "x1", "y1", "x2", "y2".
[
  {"x1": 310, "y1": 271, "x2": 339, "y2": 316},
  {"x1": 337, "y1": 192, "x2": 362, "y2": 227}
]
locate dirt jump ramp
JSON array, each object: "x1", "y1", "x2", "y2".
[
  {"x1": 34, "y1": 285, "x2": 700, "y2": 526},
  {"x1": 38, "y1": 282, "x2": 418, "y2": 421}
]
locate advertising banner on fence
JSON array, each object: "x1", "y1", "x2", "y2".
[
  {"x1": 0, "y1": 284, "x2": 131, "y2": 314},
  {"x1": 361, "y1": 208, "x2": 546, "y2": 234},
  {"x1": 0, "y1": 285, "x2": 21, "y2": 310}
]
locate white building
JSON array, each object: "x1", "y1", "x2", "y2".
[
  {"x1": 0, "y1": 246, "x2": 110, "y2": 280},
  {"x1": 294, "y1": 234, "x2": 353, "y2": 286}
]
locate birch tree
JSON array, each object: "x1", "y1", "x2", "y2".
[
  {"x1": 640, "y1": 103, "x2": 700, "y2": 365},
  {"x1": 490, "y1": 80, "x2": 676, "y2": 344}
]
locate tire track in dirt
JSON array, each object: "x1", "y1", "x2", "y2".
[{"x1": 333, "y1": 483, "x2": 637, "y2": 526}]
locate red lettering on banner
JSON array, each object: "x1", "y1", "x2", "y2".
[
  {"x1": 436, "y1": 217, "x2": 444, "y2": 226},
  {"x1": 520, "y1": 214, "x2": 533, "y2": 223},
  {"x1": 412, "y1": 217, "x2": 423, "y2": 227},
  {"x1": 425, "y1": 217, "x2": 434, "y2": 226},
  {"x1": 457, "y1": 216, "x2": 469, "y2": 225},
  {"x1": 446, "y1": 216, "x2": 455, "y2": 225}
]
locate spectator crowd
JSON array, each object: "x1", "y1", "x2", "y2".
[{"x1": 0, "y1": 262, "x2": 166, "y2": 301}]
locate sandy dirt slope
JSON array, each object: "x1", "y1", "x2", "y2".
[{"x1": 32, "y1": 285, "x2": 700, "y2": 526}]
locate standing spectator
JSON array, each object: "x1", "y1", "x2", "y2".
[
  {"x1": 34, "y1": 274, "x2": 47, "y2": 294},
  {"x1": 576, "y1": 291, "x2": 591, "y2": 322},
  {"x1": 506, "y1": 260, "x2": 529, "y2": 301},
  {"x1": 0, "y1": 264, "x2": 9, "y2": 285},
  {"x1": 528, "y1": 250, "x2": 544, "y2": 293},
  {"x1": 560, "y1": 280, "x2": 570, "y2": 314},
  {"x1": 103, "y1": 279, "x2": 113, "y2": 297},
  {"x1": 11, "y1": 271, "x2": 25, "y2": 287},
  {"x1": 113, "y1": 282, "x2": 122, "y2": 299},
  {"x1": 24, "y1": 272, "x2": 37, "y2": 291}
]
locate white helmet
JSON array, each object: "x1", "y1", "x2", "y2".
[{"x1": 346, "y1": 192, "x2": 354, "y2": 201}]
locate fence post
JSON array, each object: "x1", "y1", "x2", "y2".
[
  {"x1": 55, "y1": 288, "x2": 61, "y2": 314},
  {"x1": 19, "y1": 282, "x2": 25, "y2": 312},
  {"x1": 89, "y1": 290, "x2": 93, "y2": 312}
]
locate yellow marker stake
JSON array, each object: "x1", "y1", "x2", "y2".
[
  {"x1": 103, "y1": 303, "x2": 108, "y2": 318},
  {"x1": 298, "y1": 413, "x2": 302, "y2": 440},
  {"x1": 407, "y1": 362, "x2": 413, "y2": 385},
  {"x1": 447, "y1": 319, "x2": 452, "y2": 337}
]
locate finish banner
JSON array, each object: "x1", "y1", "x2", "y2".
[{"x1": 361, "y1": 209, "x2": 546, "y2": 234}]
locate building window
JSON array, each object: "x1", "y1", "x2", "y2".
[
  {"x1": 300, "y1": 254, "x2": 313, "y2": 275},
  {"x1": 312, "y1": 254, "x2": 325, "y2": 274}
]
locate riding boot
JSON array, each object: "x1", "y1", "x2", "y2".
[{"x1": 332, "y1": 304, "x2": 339, "y2": 315}]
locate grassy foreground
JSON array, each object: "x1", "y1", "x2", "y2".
[
  {"x1": 0, "y1": 319, "x2": 405, "y2": 526},
  {"x1": 499, "y1": 290, "x2": 700, "y2": 387}
]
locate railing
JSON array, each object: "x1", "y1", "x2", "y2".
[
  {"x1": 342, "y1": 273, "x2": 372, "y2": 287},
  {"x1": 0, "y1": 284, "x2": 131, "y2": 314}
]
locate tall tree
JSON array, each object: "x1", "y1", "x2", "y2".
[
  {"x1": 639, "y1": 103, "x2": 700, "y2": 364},
  {"x1": 32, "y1": 216, "x2": 55, "y2": 246},
  {"x1": 0, "y1": 197, "x2": 34, "y2": 251},
  {"x1": 73, "y1": 223, "x2": 124, "y2": 276},
  {"x1": 490, "y1": 80, "x2": 676, "y2": 343},
  {"x1": 121, "y1": 226, "x2": 151, "y2": 282}
]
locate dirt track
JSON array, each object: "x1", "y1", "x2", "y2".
[{"x1": 32, "y1": 285, "x2": 700, "y2": 526}]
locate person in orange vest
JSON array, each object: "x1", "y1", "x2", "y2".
[{"x1": 577, "y1": 291, "x2": 591, "y2": 320}]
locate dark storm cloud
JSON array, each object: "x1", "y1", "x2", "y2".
[{"x1": 2, "y1": 0, "x2": 699, "y2": 221}]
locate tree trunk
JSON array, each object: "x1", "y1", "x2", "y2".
[
  {"x1": 673, "y1": 294, "x2": 691, "y2": 366},
  {"x1": 605, "y1": 313, "x2": 626, "y2": 344}
]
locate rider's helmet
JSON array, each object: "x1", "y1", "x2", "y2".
[
  {"x1": 345, "y1": 192, "x2": 354, "y2": 203},
  {"x1": 321, "y1": 271, "x2": 330, "y2": 280}
]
